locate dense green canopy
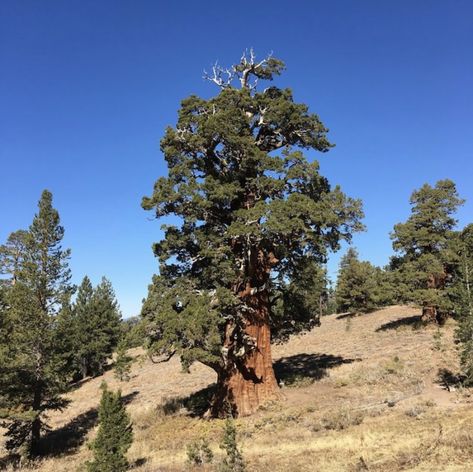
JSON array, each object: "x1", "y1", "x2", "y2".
[
  {"x1": 390, "y1": 179, "x2": 464, "y2": 318},
  {"x1": 0, "y1": 190, "x2": 73, "y2": 454},
  {"x1": 142, "y1": 52, "x2": 364, "y2": 374}
]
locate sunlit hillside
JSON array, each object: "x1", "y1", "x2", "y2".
[{"x1": 2, "y1": 305, "x2": 472, "y2": 471}]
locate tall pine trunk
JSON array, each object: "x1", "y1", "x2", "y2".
[
  {"x1": 30, "y1": 385, "x2": 42, "y2": 456},
  {"x1": 209, "y1": 290, "x2": 280, "y2": 417}
]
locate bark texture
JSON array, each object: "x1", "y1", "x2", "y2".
[
  {"x1": 209, "y1": 291, "x2": 280, "y2": 417},
  {"x1": 421, "y1": 272, "x2": 449, "y2": 325}
]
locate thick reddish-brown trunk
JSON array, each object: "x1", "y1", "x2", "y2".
[
  {"x1": 421, "y1": 272, "x2": 449, "y2": 325},
  {"x1": 209, "y1": 291, "x2": 280, "y2": 417},
  {"x1": 421, "y1": 305, "x2": 437, "y2": 323},
  {"x1": 421, "y1": 305, "x2": 448, "y2": 325}
]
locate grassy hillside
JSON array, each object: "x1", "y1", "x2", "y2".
[{"x1": 2, "y1": 305, "x2": 473, "y2": 471}]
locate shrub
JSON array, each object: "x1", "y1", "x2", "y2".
[{"x1": 186, "y1": 438, "x2": 213, "y2": 466}]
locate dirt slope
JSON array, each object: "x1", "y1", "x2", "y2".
[{"x1": 2, "y1": 305, "x2": 473, "y2": 471}]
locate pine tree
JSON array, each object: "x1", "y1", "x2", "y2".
[
  {"x1": 0, "y1": 190, "x2": 73, "y2": 456},
  {"x1": 120, "y1": 316, "x2": 145, "y2": 349},
  {"x1": 142, "y1": 51, "x2": 364, "y2": 417},
  {"x1": 0, "y1": 230, "x2": 29, "y2": 285},
  {"x1": 335, "y1": 248, "x2": 377, "y2": 314},
  {"x1": 71, "y1": 276, "x2": 122, "y2": 379},
  {"x1": 372, "y1": 266, "x2": 398, "y2": 307},
  {"x1": 453, "y1": 224, "x2": 473, "y2": 383},
  {"x1": 218, "y1": 419, "x2": 245, "y2": 472},
  {"x1": 391, "y1": 180, "x2": 464, "y2": 323},
  {"x1": 114, "y1": 337, "x2": 133, "y2": 382},
  {"x1": 74, "y1": 275, "x2": 95, "y2": 378},
  {"x1": 55, "y1": 292, "x2": 79, "y2": 380},
  {"x1": 87, "y1": 383, "x2": 133, "y2": 472},
  {"x1": 88, "y1": 277, "x2": 122, "y2": 376}
]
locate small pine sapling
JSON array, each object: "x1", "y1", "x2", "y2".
[
  {"x1": 218, "y1": 419, "x2": 245, "y2": 472},
  {"x1": 87, "y1": 383, "x2": 133, "y2": 472}
]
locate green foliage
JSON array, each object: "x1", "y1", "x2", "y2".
[
  {"x1": 120, "y1": 316, "x2": 145, "y2": 349},
  {"x1": 452, "y1": 224, "x2": 473, "y2": 318},
  {"x1": 0, "y1": 190, "x2": 72, "y2": 455},
  {"x1": 83, "y1": 277, "x2": 122, "y2": 377},
  {"x1": 87, "y1": 383, "x2": 133, "y2": 472},
  {"x1": 271, "y1": 259, "x2": 329, "y2": 341},
  {"x1": 58, "y1": 276, "x2": 122, "y2": 380},
  {"x1": 219, "y1": 419, "x2": 245, "y2": 472},
  {"x1": 372, "y1": 266, "x2": 399, "y2": 307},
  {"x1": 324, "y1": 282, "x2": 338, "y2": 315},
  {"x1": 55, "y1": 292, "x2": 78, "y2": 378},
  {"x1": 335, "y1": 248, "x2": 378, "y2": 314},
  {"x1": 186, "y1": 437, "x2": 214, "y2": 466},
  {"x1": 390, "y1": 180, "x2": 464, "y2": 318},
  {"x1": 453, "y1": 225, "x2": 473, "y2": 384},
  {"x1": 114, "y1": 337, "x2": 134, "y2": 382},
  {"x1": 142, "y1": 52, "x2": 364, "y2": 375}
]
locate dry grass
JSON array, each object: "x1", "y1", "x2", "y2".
[{"x1": 2, "y1": 305, "x2": 473, "y2": 471}]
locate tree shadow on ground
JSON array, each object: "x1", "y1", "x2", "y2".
[
  {"x1": 68, "y1": 363, "x2": 115, "y2": 393},
  {"x1": 336, "y1": 312, "x2": 358, "y2": 320},
  {"x1": 37, "y1": 390, "x2": 139, "y2": 457},
  {"x1": 160, "y1": 354, "x2": 362, "y2": 417},
  {"x1": 274, "y1": 353, "x2": 361, "y2": 386},
  {"x1": 437, "y1": 368, "x2": 465, "y2": 391},
  {"x1": 160, "y1": 384, "x2": 216, "y2": 418},
  {"x1": 375, "y1": 315, "x2": 423, "y2": 332}
]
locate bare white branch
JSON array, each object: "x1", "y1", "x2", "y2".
[{"x1": 203, "y1": 61, "x2": 235, "y2": 88}]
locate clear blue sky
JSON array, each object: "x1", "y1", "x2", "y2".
[{"x1": 1, "y1": 1, "x2": 472, "y2": 317}]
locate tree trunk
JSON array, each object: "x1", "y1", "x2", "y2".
[
  {"x1": 422, "y1": 271, "x2": 449, "y2": 324},
  {"x1": 421, "y1": 305, "x2": 437, "y2": 323},
  {"x1": 80, "y1": 358, "x2": 88, "y2": 380},
  {"x1": 30, "y1": 385, "x2": 42, "y2": 456},
  {"x1": 208, "y1": 290, "x2": 281, "y2": 417}
]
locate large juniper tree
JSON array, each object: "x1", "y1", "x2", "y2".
[
  {"x1": 142, "y1": 51, "x2": 364, "y2": 417},
  {"x1": 391, "y1": 180, "x2": 464, "y2": 323},
  {"x1": 0, "y1": 190, "x2": 73, "y2": 455}
]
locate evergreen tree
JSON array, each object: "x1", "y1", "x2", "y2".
[
  {"x1": 87, "y1": 277, "x2": 122, "y2": 375},
  {"x1": 453, "y1": 225, "x2": 473, "y2": 383},
  {"x1": 87, "y1": 383, "x2": 133, "y2": 472},
  {"x1": 371, "y1": 266, "x2": 398, "y2": 307},
  {"x1": 114, "y1": 337, "x2": 133, "y2": 382},
  {"x1": 74, "y1": 275, "x2": 95, "y2": 378},
  {"x1": 0, "y1": 190, "x2": 73, "y2": 456},
  {"x1": 120, "y1": 316, "x2": 145, "y2": 349},
  {"x1": 335, "y1": 248, "x2": 377, "y2": 314},
  {"x1": 391, "y1": 180, "x2": 464, "y2": 323},
  {"x1": 55, "y1": 292, "x2": 79, "y2": 380},
  {"x1": 69, "y1": 276, "x2": 122, "y2": 379},
  {"x1": 142, "y1": 51, "x2": 364, "y2": 417},
  {"x1": 218, "y1": 419, "x2": 245, "y2": 472}
]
